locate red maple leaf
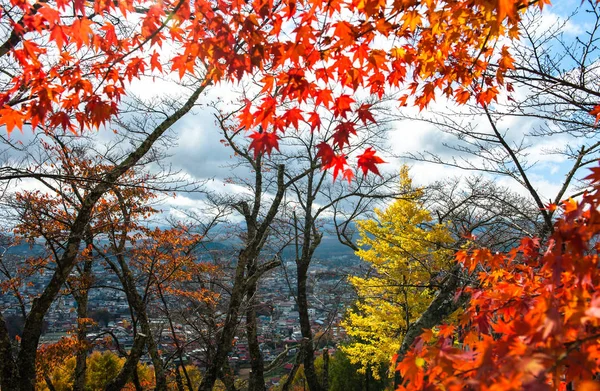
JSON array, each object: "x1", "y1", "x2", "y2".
[
  {"x1": 333, "y1": 95, "x2": 354, "y2": 118},
  {"x1": 329, "y1": 154, "x2": 349, "y2": 181},
  {"x1": 357, "y1": 147, "x2": 385, "y2": 176},
  {"x1": 315, "y1": 89, "x2": 334, "y2": 108},
  {"x1": 333, "y1": 21, "x2": 355, "y2": 46},
  {"x1": 281, "y1": 107, "x2": 304, "y2": 130},
  {"x1": 316, "y1": 142, "x2": 335, "y2": 167},
  {"x1": 308, "y1": 111, "x2": 321, "y2": 132},
  {"x1": 332, "y1": 121, "x2": 357, "y2": 149},
  {"x1": 248, "y1": 131, "x2": 280, "y2": 158},
  {"x1": 356, "y1": 103, "x2": 376, "y2": 125}
]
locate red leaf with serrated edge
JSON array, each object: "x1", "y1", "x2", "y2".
[
  {"x1": 315, "y1": 89, "x2": 334, "y2": 108},
  {"x1": 141, "y1": 4, "x2": 163, "y2": 38},
  {"x1": 248, "y1": 131, "x2": 279, "y2": 158},
  {"x1": 333, "y1": 95, "x2": 354, "y2": 118},
  {"x1": 49, "y1": 25, "x2": 67, "y2": 49},
  {"x1": 316, "y1": 142, "x2": 335, "y2": 166},
  {"x1": 281, "y1": 107, "x2": 303, "y2": 130},
  {"x1": 333, "y1": 21, "x2": 355, "y2": 46},
  {"x1": 455, "y1": 89, "x2": 470, "y2": 104},
  {"x1": 100, "y1": 23, "x2": 118, "y2": 46},
  {"x1": 239, "y1": 100, "x2": 254, "y2": 130},
  {"x1": 584, "y1": 166, "x2": 600, "y2": 183},
  {"x1": 356, "y1": 104, "x2": 376, "y2": 125},
  {"x1": 70, "y1": 17, "x2": 93, "y2": 49},
  {"x1": 332, "y1": 121, "x2": 357, "y2": 149},
  {"x1": 308, "y1": 111, "x2": 321, "y2": 132},
  {"x1": 0, "y1": 107, "x2": 25, "y2": 134},
  {"x1": 150, "y1": 51, "x2": 162, "y2": 72},
  {"x1": 357, "y1": 147, "x2": 385, "y2": 176},
  {"x1": 329, "y1": 154, "x2": 348, "y2": 181}
]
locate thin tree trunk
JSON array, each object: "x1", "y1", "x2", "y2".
[
  {"x1": 219, "y1": 360, "x2": 238, "y2": 391},
  {"x1": 158, "y1": 283, "x2": 195, "y2": 391},
  {"x1": 281, "y1": 348, "x2": 304, "y2": 391},
  {"x1": 105, "y1": 334, "x2": 147, "y2": 391},
  {"x1": 298, "y1": 265, "x2": 320, "y2": 391},
  {"x1": 246, "y1": 262, "x2": 266, "y2": 391},
  {"x1": 293, "y1": 168, "x2": 323, "y2": 391},
  {"x1": 175, "y1": 365, "x2": 186, "y2": 391},
  {"x1": 73, "y1": 293, "x2": 90, "y2": 391},
  {"x1": 198, "y1": 251, "x2": 252, "y2": 391},
  {"x1": 44, "y1": 373, "x2": 57, "y2": 391},
  {"x1": 321, "y1": 348, "x2": 329, "y2": 391},
  {"x1": 117, "y1": 256, "x2": 168, "y2": 391},
  {"x1": 133, "y1": 369, "x2": 144, "y2": 391},
  {"x1": 0, "y1": 312, "x2": 17, "y2": 390},
  {"x1": 73, "y1": 250, "x2": 93, "y2": 391},
  {"x1": 198, "y1": 165, "x2": 286, "y2": 391},
  {"x1": 296, "y1": 235, "x2": 321, "y2": 391}
]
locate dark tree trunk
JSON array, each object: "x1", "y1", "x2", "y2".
[
  {"x1": 117, "y1": 256, "x2": 168, "y2": 391},
  {"x1": 175, "y1": 366, "x2": 186, "y2": 391},
  {"x1": 105, "y1": 334, "x2": 147, "y2": 391},
  {"x1": 298, "y1": 263, "x2": 320, "y2": 391},
  {"x1": 133, "y1": 369, "x2": 144, "y2": 391},
  {"x1": 73, "y1": 293, "x2": 90, "y2": 391},
  {"x1": 321, "y1": 348, "x2": 329, "y2": 391},
  {"x1": 281, "y1": 348, "x2": 305, "y2": 391},
  {"x1": 198, "y1": 250, "x2": 252, "y2": 391},
  {"x1": 292, "y1": 167, "x2": 324, "y2": 391},
  {"x1": 219, "y1": 360, "x2": 238, "y2": 391},
  {"x1": 296, "y1": 231, "x2": 322, "y2": 391},
  {"x1": 0, "y1": 312, "x2": 17, "y2": 390},
  {"x1": 73, "y1": 250, "x2": 93, "y2": 391},
  {"x1": 198, "y1": 165, "x2": 286, "y2": 391},
  {"x1": 246, "y1": 274, "x2": 266, "y2": 391}
]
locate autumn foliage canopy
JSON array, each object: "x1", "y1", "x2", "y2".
[
  {"x1": 394, "y1": 169, "x2": 600, "y2": 390},
  {"x1": 0, "y1": 0, "x2": 548, "y2": 179}
]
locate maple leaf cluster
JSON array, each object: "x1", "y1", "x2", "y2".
[
  {"x1": 0, "y1": 0, "x2": 544, "y2": 179},
  {"x1": 395, "y1": 167, "x2": 600, "y2": 391},
  {"x1": 230, "y1": 0, "x2": 541, "y2": 179}
]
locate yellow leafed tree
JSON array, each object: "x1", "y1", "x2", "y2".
[{"x1": 341, "y1": 167, "x2": 454, "y2": 379}]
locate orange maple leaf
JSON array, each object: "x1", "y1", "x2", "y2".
[
  {"x1": 333, "y1": 95, "x2": 354, "y2": 118},
  {"x1": 333, "y1": 21, "x2": 355, "y2": 46}
]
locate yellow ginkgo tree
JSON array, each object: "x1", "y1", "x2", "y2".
[{"x1": 342, "y1": 168, "x2": 455, "y2": 379}]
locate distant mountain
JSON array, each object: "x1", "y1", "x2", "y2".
[{"x1": 4, "y1": 221, "x2": 361, "y2": 264}]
